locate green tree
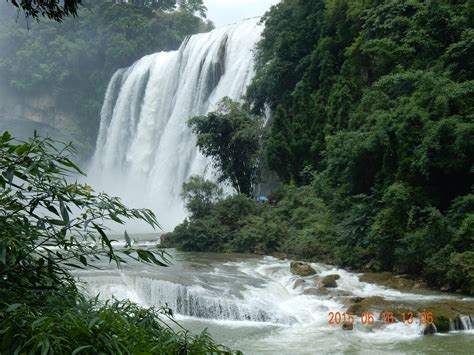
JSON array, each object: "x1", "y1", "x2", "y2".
[
  {"x1": 181, "y1": 175, "x2": 223, "y2": 219},
  {"x1": 189, "y1": 97, "x2": 263, "y2": 196}
]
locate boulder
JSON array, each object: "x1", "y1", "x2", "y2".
[
  {"x1": 328, "y1": 289, "x2": 352, "y2": 298},
  {"x1": 423, "y1": 301, "x2": 474, "y2": 332},
  {"x1": 347, "y1": 296, "x2": 386, "y2": 316},
  {"x1": 423, "y1": 324, "x2": 436, "y2": 335},
  {"x1": 342, "y1": 322, "x2": 353, "y2": 331},
  {"x1": 345, "y1": 298, "x2": 474, "y2": 333},
  {"x1": 293, "y1": 279, "x2": 306, "y2": 289},
  {"x1": 321, "y1": 274, "x2": 340, "y2": 288},
  {"x1": 290, "y1": 261, "x2": 316, "y2": 277},
  {"x1": 359, "y1": 272, "x2": 427, "y2": 291}
]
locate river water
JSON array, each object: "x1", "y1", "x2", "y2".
[{"x1": 74, "y1": 237, "x2": 474, "y2": 354}]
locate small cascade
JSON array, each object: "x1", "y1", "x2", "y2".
[
  {"x1": 83, "y1": 274, "x2": 295, "y2": 324},
  {"x1": 450, "y1": 315, "x2": 474, "y2": 331}
]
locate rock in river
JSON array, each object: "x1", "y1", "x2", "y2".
[
  {"x1": 321, "y1": 274, "x2": 340, "y2": 288},
  {"x1": 342, "y1": 322, "x2": 353, "y2": 331},
  {"x1": 290, "y1": 261, "x2": 316, "y2": 276}
]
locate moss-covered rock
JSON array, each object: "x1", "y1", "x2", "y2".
[
  {"x1": 359, "y1": 272, "x2": 427, "y2": 291},
  {"x1": 321, "y1": 274, "x2": 340, "y2": 288},
  {"x1": 290, "y1": 261, "x2": 316, "y2": 276},
  {"x1": 346, "y1": 297, "x2": 474, "y2": 333},
  {"x1": 347, "y1": 296, "x2": 387, "y2": 316},
  {"x1": 423, "y1": 324, "x2": 436, "y2": 335},
  {"x1": 424, "y1": 301, "x2": 474, "y2": 332}
]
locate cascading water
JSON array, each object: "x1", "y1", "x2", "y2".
[
  {"x1": 75, "y1": 250, "x2": 474, "y2": 354},
  {"x1": 88, "y1": 18, "x2": 263, "y2": 230}
]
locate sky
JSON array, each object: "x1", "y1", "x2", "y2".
[{"x1": 205, "y1": 0, "x2": 280, "y2": 28}]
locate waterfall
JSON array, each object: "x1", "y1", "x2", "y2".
[
  {"x1": 450, "y1": 315, "x2": 474, "y2": 331},
  {"x1": 82, "y1": 273, "x2": 295, "y2": 324},
  {"x1": 88, "y1": 18, "x2": 263, "y2": 231}
]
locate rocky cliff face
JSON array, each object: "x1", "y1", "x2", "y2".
[{"x1": 0, "y1": 87, "x2": 94, "y2": 162}]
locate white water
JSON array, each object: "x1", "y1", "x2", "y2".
[
  {"x1": 89, "y1": 18, "x2": 263, "y2": 231},
  {"x1": 76, "y1": 252, "x2": 474, "y2": 354}
]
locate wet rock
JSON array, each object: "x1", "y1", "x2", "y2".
[
  {"x1": 347, "y1": 296, "x2": 386, "y2": 316},
  {"x1": 341, "y1": 322, "x2": 353, "y2": 331},
  {"x1": 290, "y1": 261, "x2": 316, "y2": 277},
  {"x1": 424, "y1": 301, "x2": 474, "y2": 332},
  {"x1": 359, "y1": 272, "x2": 428, "y2": 291},
  {"x1": 293, "y1": 279, "x2": 306, "y2": 289},
  {"x1": 328, "y1": 289, "x2": 352, "y2": 298},
  {"x1": 423, "y1": 323, "x2": 436, "y2": 335},
  {"x1": 385, "y1": 276, "x2": 416, "y2": 290},
  {"x1": 303, "y1": 287, "x2": 329, "y2": 296},
  {"x1": 321, "y1": 274, "x2": 340, "y2": 288},
  {"x1": 345, "y1": 298, "x2": 474, "y2": 333},
  {"x1": 350, "y1": 297, "x2": 365, "y2": 304}
]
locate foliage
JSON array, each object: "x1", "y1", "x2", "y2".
[
  {"x1": 168, "y1": 179, "x2": 336, "y2": 261},
  {"x1": 0, "y1": 132, "x2": 234, "y2": 353},
  {"x1": 189, "y1": 97, "x2": 264, "y2": 196},
  {"x1": 0, "y1": 0, "x2": 213, "y2": 159},
  {"x1": 245, "y1": 0, "x2": 474, "y2": 293},
  {"x1": 5, "y1": 0, "x2": 208, "y2": 22},
  {"x1": 0, "y1": 131, "x2": 166, "y2": 292},
  {"x1": 181, "y1": 175, "x2": 223, "y2": 219},
  {"x1": 5, "y1": 0, "x2": 82, "y2": 22},
  {"x1": 0, "y1": 297, "x2": 236, "y2": 354}
]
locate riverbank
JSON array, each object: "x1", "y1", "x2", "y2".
[{"x1": 161, "y1": 184, "x2": 473, "y2": 296}]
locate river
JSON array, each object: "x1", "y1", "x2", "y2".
[{"x1": 73, "y1": 235, "x2": 474, "y2": 354}]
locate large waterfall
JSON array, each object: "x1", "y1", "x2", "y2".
[{"x1": 89, "y1": 18, "x2": 263, "y2": 231}]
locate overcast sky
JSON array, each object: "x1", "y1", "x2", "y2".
[{"x1": 205, "y1": 0, "x2": 280, "y2": 28}]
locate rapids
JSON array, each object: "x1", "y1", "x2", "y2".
[{"x1": 75, "y1": 237, "x2": 474, "y2": 354}]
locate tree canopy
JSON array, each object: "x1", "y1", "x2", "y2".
[{"x1": 189, "y1": 98, "x2": 264, "y2": 196}]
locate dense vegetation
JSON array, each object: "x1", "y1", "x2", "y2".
[
  {"x1": 189, "y1": 97, "x2": 264, "y2": 196},
  {"x1": 0, "y1": 0, "x2": 212, "y2": 159},
  {"x1": 169, "y1": 0, "x2": 474, "y2": 294},
  {"x1": 0, "y1": 132, "x2": 235, "y2": 353},
  {"x1": 163, "y1": 180, "x2": 336, "y2": 261}
]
